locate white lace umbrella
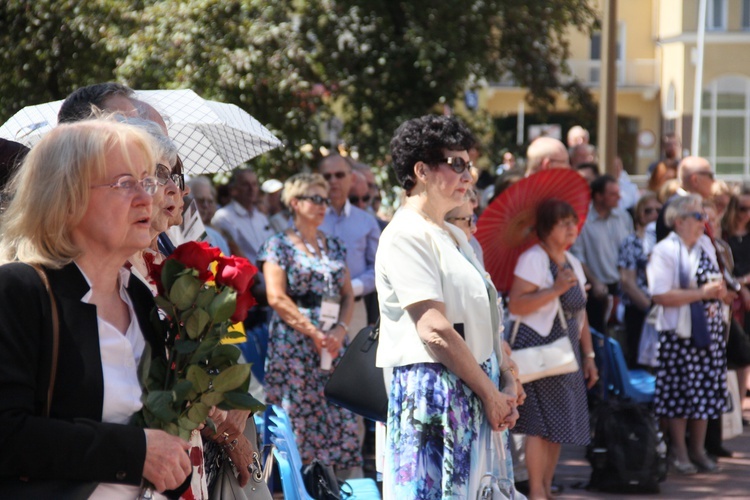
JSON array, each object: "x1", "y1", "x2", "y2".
[{"x1": 0, "y1": 89, "x2": 282, "y2": 174}]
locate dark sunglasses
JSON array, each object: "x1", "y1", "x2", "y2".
[
  {"x1": 155, "y1": 163, "x2": 185, "y2": 190},
  {"x1": 441, "y1": 157, "x2": 474, "y2": 174},
  {"x1": 739, "y1": 205, "x2": 750, "y2": 213},
  {"x1": 643, "y1": 207, "x2": 661, "y2": 215},
  {"x1": 685, "y1": 211, "x2": 706, "y2": 222},
  {"x1": 297, "y1": 194, "x2": 331, "y2": 206},
  {"x1": 322, "y1": 171, "x2": 347, "y2": 181},
  {"x1": 349, "y1": 194, "x2": 371, "y2": 205}
]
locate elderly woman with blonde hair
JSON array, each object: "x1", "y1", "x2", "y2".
[
  {"x1": 257, "y1": 173, "x2": 362, "y2": 476},
  {"x1": 0, "y1": 120, "x2": 193, "y2": 497}
]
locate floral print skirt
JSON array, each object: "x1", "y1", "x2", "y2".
[{"x1": 384, "y1": 354, "x2": 517, "y2": 499}]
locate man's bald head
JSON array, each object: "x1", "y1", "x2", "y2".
[
  {"x1": 526, "y1": 137, "x2": 570, "y2": 175},
  {"x1": 678, "y1": 156, "x2": 715, "y2": 199}
]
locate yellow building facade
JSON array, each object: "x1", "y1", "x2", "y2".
[{"x1": 482, "y1": 0, "x2": 750, "y2": 178}]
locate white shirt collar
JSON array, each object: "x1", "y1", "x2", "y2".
[
  {"x1": 328, "y1": 199, "x2": 351, "y2": 217},
  {"x1": 76, "y1": 262, "x2": 132, "y2": 303}
]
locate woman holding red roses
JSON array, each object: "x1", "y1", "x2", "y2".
[
  {"x1": 258, "y1": 172, "x2": 363, "y2": 477},
  {"x1": 0, "y1": 120, "x2": 193, "y2": 497}
]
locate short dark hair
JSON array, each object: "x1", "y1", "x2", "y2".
[
  {"x1": 576, "y1": 162, "x2": 600, "y2": 176},
  {"x1": 536, "y1": 199, "x2": 578, "y2": 241},
  {"x1": 389, "y1": 115, "x2": 475, "y2": 194},
  {"x1": 590, "y1": 173, "x2": 617, "y2": 198},
  {"x1": 58, "y1": 83, "x2": 135, "y2": 123},
  {"x1": 228, "y1": 167, "x2": 255, "y2": 187}
]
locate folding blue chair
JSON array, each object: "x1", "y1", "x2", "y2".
[
  {"x1": 590, "y1": 329, "x2": 655, "y2": 404},
  {"x1": 266, "y1": 405, "x2": 381, "y2": 500}
]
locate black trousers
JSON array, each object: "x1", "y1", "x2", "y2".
[{"x1": 623, "y1": 305, "x2": 647, "y2": 368}]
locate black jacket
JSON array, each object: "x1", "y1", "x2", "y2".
[{"x1": 0, "y1": 262, "x2": 165, "y2": 485}]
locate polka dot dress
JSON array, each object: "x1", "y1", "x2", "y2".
[
  {"x1": 511, "y1": 260, "x2": 591, "y2": 446},
  {"x1": 654, "y1": 249, "x2": 729, "y2": 420}
]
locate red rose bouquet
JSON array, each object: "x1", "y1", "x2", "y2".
[{"x1": 136, "y1": 241, "x2": 265, "y2": 440}]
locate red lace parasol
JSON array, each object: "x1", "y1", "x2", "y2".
[{"x1": 476, "y1": 168, "x2": 590, "y2": 293}]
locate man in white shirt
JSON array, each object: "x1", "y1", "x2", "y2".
[{"x1": 212, "y1": 168, "x2": 273, "y2": 264}]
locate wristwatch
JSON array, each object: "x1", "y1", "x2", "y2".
[{"x1": 584, "y1": 351, "x2": 596, "y2": 359}]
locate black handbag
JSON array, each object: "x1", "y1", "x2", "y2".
[
  {"x1": 323, "y1": 321, "x2": 388, "y2": 422},
  {"x1": 301, "y1": 460, "x2": 341, "y2": 500}
]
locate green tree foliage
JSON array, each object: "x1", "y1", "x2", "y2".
[
  {"x1": 0, "y1": 1, "x2": 126, "y2": 123},
  {"x1": 0, "y1": 0, "x2": 596, "y2": 178}
]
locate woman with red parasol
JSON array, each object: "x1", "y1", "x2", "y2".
[{"x1": 507, "y1": 199, "x2": 599, "y2": 500}]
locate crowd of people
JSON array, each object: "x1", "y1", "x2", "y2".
[{"x1": 0, "y1": 80, "x2": 747, "y2": 500}]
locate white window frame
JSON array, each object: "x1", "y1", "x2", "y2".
[
  {"x1": 706, "y1": 0, "x2": 728, "y2": 31},
  {"x1": 700, "y1": 76, "x2": 750, "y2": 175}
]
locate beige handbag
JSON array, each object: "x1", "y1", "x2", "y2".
[
  {"x1": 509, "y1": 300, "x2": 580, "y2": 384},
  {"x1": 210, "y1": 417, "x2": 273, "y2": 500}
]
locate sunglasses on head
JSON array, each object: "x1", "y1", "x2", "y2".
[
  {"x1": 441, "y1": 157, "x2": 473, "y2": 174},
  {"x1": 297, "y1": 194, "x2": 331, "y2": 206},
  {"x1": 349, "y1": 194, "x2": 371, "y2": 205},
  {"x1": 322, "y1": 171, "x2": 347, "y2": 181}
]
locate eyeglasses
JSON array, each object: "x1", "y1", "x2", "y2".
[
  {"x1": 739, "y1": 205, "x2": 750, "y2": 213},
  {"x1": 684, "y1": 211, "x2": 707, "y2": 221},
  {"x1": 91, "y1": 174, "x2": 158, "y2": 196},
  {"x1": 155, "y1": 163, "x2": 185, "y2": 190},
  {"x1": 643, "y1": 207, "x2": 661, "y2": 215},
  {"x1": 349, "y1": 194, "x2": 371, "y2": 205},
  {"x1": 322, "y1": 171, "x2": 347, "y2": 181},
  {"x1": 446, "y1": 214, "x2": 477, "y2": 227},
  {"x1": 695, "y1": 170, "x2": 715, "y2": 180},
  {"x1": 297, "y1": 194, "x2": 331, "y2": 206},
  {"x1": 555, "y1": 219, "x2": 578, "y2": 228},
  {"x1": 441, "y1": 157, "x2": 473, "y2": 174}
]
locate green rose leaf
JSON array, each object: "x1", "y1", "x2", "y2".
[
  {"x1": 221, "y1": 390, "x2": 266, "y2": 413},
  {"x1": 153, "y1": 295, "x2": 174, "y2": 313},
  {"x1": 212, "y1": 364, "x2": 251, "y2": 392},
  {"x1": 200, "y1": 390, "x2": 225, "y2": 407},
  {"x1": 172, "y1": 379, "x2": 194, "y2": 402},
  {"x1": 162, "y1": 258, "x2": 186, "y2": 294},
  {"x1": 178, "y1": 415, "x2": 200, "y2": 431},
  {"x1": 137, "y1": 343, "x2": 152, "y2": 387},
  {"x1": 146, "y1": 391, "x2": 179, "y2": 422},
  {"x1": 211, "y1": 344, "x2": 241, "y2": 364},
  {"x1": 191, "y1": 335, "x2": 220, "y2": 364},
  {"x1": 187, "y1": 402, "x2": 210, "y2": 424},
  {"x1": 170, "y1": 274, "x2": 202, "y2": 310},
  {"x1": 164, "y1": 422, "x2": 180, "y2": 437},
  {"x1": 178, "y1": 427, "x2": 191, "y2": 441},
  {"x1": 222, "y1": 328, "x2": 246, "y2": 342},
  {"x1": 196, "y1": 288, "x2": 216, "y2": 309},
  {"x1": 185, "y1": 308, "x2": 211, "y2": 339},
  {"x1": 207, "y1": 287, "x2": 237, "y2": 323},
  {"x1": 174, "y1": 339, "x2": 199, "y2": 354},
  {"x1": 186, "y1": 364, "x2": 211, "y2": 393}
]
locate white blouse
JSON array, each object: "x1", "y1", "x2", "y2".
[
  {"x1": 77, "y1": 265, "x2": 166, "y2": 500},
  {"x1": 510, "y1": 244, "x2": 587, "y2": 337},
  {"x1": 375, "y1": 208, "x2": 497, "y2": 368}
]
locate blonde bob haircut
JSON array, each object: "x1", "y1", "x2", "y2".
[
  {"x1": 0, "y1": 120, "x2": 158, "y2": 268},
  {"x1": 281, "y1": 173, "x2": 329, "y2": 207}
]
